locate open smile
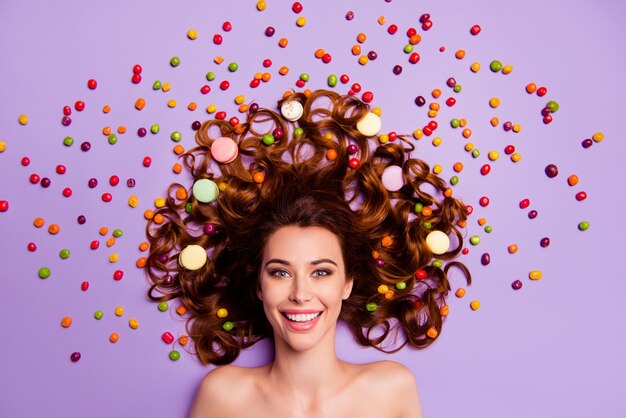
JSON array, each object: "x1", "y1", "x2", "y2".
[{"x1": 280, "y1": 311, "x2": 323, "y2": 332}]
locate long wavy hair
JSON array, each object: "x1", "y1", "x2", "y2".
[{"x1": 145, "y1": 89, "x2": 471, "y2": 365}]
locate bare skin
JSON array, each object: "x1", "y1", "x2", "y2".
[{"x1": 188, "y1": 226, "x2": 424, "y2": 418}]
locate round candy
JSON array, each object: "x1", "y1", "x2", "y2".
[
  {"x1": 381, "y1": 165, "x2": 404, "y2": 191},
  {"x1": 192, "y1": 179, "x2": 219, "y2": 203},
  {"x1": 356, "y1": 112, "x2": 382, "y2": 137},
  {"x1": 425, "y1": 231, "x2": 450, "y2": 255},
  {"x1": 210, "y1": 137, "x2": 238, "y2": 163},
  {"x1": 280, "y1": 100, "x2": 304, "y2": 121},
  {"x1": 178, "y1": 244, "x2": 208, "y2": 270}
]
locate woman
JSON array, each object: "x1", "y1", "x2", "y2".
[{"x1": 146, "y1": 90, "x2": 471, "y2": 417}]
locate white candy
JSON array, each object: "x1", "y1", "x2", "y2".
[
  {"x1": 425, "y1": 230, "x2": 450, "y2": 255},
  {"x1": 356, "y1": 112, "x2": 382, "y2": 137},
  {"x1": 178, "y1": 244, "x2": 207, "y2": 270},
  {"x1": 381, "y1": 165, "x2": 404, "y2": 191},
  {"x1": 280, "y1": 100, "x2": 304, "y2": 121}
]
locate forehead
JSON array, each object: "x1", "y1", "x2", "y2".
[{"x1": 263, "y1": 226, "x2": 343, "y2": 262}]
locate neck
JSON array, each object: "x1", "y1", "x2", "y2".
[{"x1": 267, "y1": 325, "x2": 346, "y2": 396}]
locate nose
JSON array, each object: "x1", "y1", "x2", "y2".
[{"x1": 289, "y1": 275, "x2": 312, "y2": 303}]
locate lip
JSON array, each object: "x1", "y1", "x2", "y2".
[{"x1": 280, "y1": 311, "x2": 323, "y2": 332}]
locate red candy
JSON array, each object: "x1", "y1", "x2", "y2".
[
  {"x1": 215, "y1": 111, "x2": 227, "y2": 120},
  {"x1": 213, "y1": 34, "x2": 223, "y2": 44},
  {"x1": 162, "y1": 332, "x2": 175, "y2": 344},
  {"x1": 21, "y1": 157, "x2": 31, "y2": 166},
  {"x1": 479, "y1": 196, "x2": 490, "y2": 207},
  {"x1": 133, "y1": 64, "x2": 142, "y2": 74},
  {"x1": 415, "y1": 269, "x2": 428, "y2": 279},
  {"x1": 109, "y1": 175, "x2": 120, "y2": 186},
  {"x1": 349, "y1": 158, "x2": 360, "y2": 169},
  {"x1": 387, "y1": 24, "x2": 398, "y2": 35},
  {"x1": 0, "y1": 200, "x2": 8, "y2": 212},
  {"x1": 480, "y1": 164, "x2": 491, "y2": 175},
  {"x1": 220, "y1": 80, "x2": 230, "y2": 90},
  {"x1": 75, "y1": 101, "x2": 85, "y2": 111},
  {"x1": 131, "y1": 73, "x2": 142, "y2": 84},
  {"x1": 222, "y1": 21, "x2": 232, "y2": 31},
  {"x1": 63, "y1": 106, "x2": 72, "y2": 115},
  {"x1": 340, "y1": 74, "x2": 350, "y2": 84},
  {"x1": 504, "y1": 145, "x2": 515, "y2": 155},
  {"x1": 322, "y1": 53, "x2": 332, "y2": 63},
  {"x1": 292, "y1": 2, "x2": 303, "y2": 13},
  {"x1": 536, "y1": 86, "x2": 548, "y2": 97},
  {"x1": 102, "y1": 193, "x2": 113, "y2": 202},
  {"x1": 519, "y1": 198, "x2": 530, "y2": 209},
  {"x1": 62, "y1": 187, "x2": 72, "y2": 197},
  {"x1": 81, "y1": 281, "x2": 89, "y2": 291},
  {"x1": 465, "y1": 205, "x2": 474, "y2": 215},
  {"x1": 87, "y1": 79, "x2": 98, "y2": 89},
  {"x1": 446, "y1": 97, "x2": 456, "y2": 107},
  {"x1": 409, "y1": 52, "x2": 421, "y2": 63},
  {"x1": 470, "y1": 25, "x2": 481, "y2": 35},
  {"x1": 575, "y1": 191, "x2": 587, "y2": 201},
  {"x1": 29, "y1": 174, "x2": 40, "y2": 184},
  {"x1": 407, "y1": 27, "x2": 417, "y2": 37},
  {"x1": 263, "y1": 59, "x2": 272, "y2": 67},
  {"x1": 362, "y1": 91, "x2": 374, "y2": 102},
  {"x1": 27, "y1": 242, "x2": 37, "y2": 251},
  {"x1": 250, "y1": 79, "x2": 260, "y2": 88},
  {"x1": 113, "y1": 270, "x2": 124, "y2": 281},
  {"x1": 229, "y1": 117, "x2": 239, "y2": 126},
  {"x1": 56, "y1": 165, "x2": 66, "y2": 175},
  {"x1": 143, "y1": 157, "x2": 152, "y2": 167},
  {"x1": 295, "y1": 79, "x2": 305, "y2": 88},
  {"x1": 422, "y1": 20, "x2": 433, "y2": 31},
  {"x1": 200, "y1": 85, "x2": 211, "y2": 94}
]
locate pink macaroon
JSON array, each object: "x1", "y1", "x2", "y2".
[{"x1": 211, "y1": 136, "x2": 238, "y2": 163}]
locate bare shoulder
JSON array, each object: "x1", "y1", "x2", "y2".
[
  {"x1": 188, "y1": 365, "x2": 254, "y2": 418},
  {"x1": 364, "y1": 361, "x2": 424, "y2": 418}
]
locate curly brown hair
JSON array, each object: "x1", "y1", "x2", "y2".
[{"x1": 145, "y1": 89, "x2": 471, "y2": 365}]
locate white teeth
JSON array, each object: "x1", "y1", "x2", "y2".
[{"x1": 285, "y1": 312, "x2": 321, "y2": 322}]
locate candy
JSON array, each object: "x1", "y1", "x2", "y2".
[
  {"x1": 179, "y1": 244, "x2": 207, "y2": 270},
  {"x1": 38, "y1": 267, "x2": 51, "y2": 279},
  {"x1": 61, "y1": 317, "x2": 72, "y2": 328},
  {"x1": 578, "y1": 221, "x2": 590, "y2": 231},
  {"x1": 169, "y1": 350, "x2": 181, "y2": 361},
  {"x1": 211, "y1": 137, "x2": 238, "y2": 163},
  {"x1": 545, "y1": 164, "x2": 558, "y2": 178},
  {"x1": 425, "y1": 231, "x2": 450, "y2": 255},
  {"x1": 192, "y1": 179, "x2": 218, "y2": 203},
  {"x1": 529, "y1": 270, "x2": 542, "y2": 280},
  {"x1": 381, "y1": 165, "x2": 404, "y2": 191},
  {"x1": 280, "y1": 100, "x2": 304, "y2": 121},
  {"x1": 356, "y1": 112, "x2": 382, "y2": 137},
  {"x1": 70, "y1": 352, "x2": 81, "y2": 362},
  {"x1": 94, "y1": 310, "x2": 104, "y2": 320},
  {"x1": 158, "y1": 302, "x2": 169, "y2": 312}
]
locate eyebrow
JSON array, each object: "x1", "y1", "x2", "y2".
[{"x1": 264, "y1": 258, "x2": 338, "y2": 268}]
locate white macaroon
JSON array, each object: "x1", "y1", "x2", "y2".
[{"x1": 425, "y1": 230, "x2": 450, "y2": 255}]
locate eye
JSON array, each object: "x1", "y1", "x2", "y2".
[
  {"x1": 269, "y1": 269, "x2": 290, "y2": 278},
  {"x1": 313, "y1": 269, "x2": 331, "y2": 277}
]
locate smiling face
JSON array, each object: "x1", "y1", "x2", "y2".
[{"x1": 257, "y1": 225, "x2": 353, "y2": 352}]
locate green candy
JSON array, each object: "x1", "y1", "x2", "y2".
[
  {"x1": 484, "y1": 225, "x2": 493, "y2": 233},
  {"x1": 578, "y1": 221, "x2": 590, "y2": 231},
  {"x1": 490, "y1": 60, "x2": 503, "y2": 72},
  {"x1": 108, "y1": 134, "x2": 117, "y2": 145},
  {"x1": 472, "y1": 149, "x2": 480, "y2": 158},
  {"x1": 222, "y1": 321, "x2": 234, "y2": 331},
  {"x1": 366, "y1": 302, "x2": 377, "y2": 312},
  {"x1": 262, "y1": 134, "x2": 275, "y2": 145},
  {"x1": 59, "y1": 249, "x2": 70, "y2": 259},
  {"x1": 152, "y1": 80, "x2": 162, "y2": 90},
  {"x1": 422, "y1": 221, "x2": 432, "y2": 230},
  {"x1": 171, "y1": 131, "x2": 182, "y2": 142},
  {"x1": 546, "y1": 101, "x2": 560, "y2": 113},
  {"x1": 294, "y1": 127, "x2": 304, "y2": 138},
  {"x1": 469, "y1": 235, "x2": 481, "y2": 245},
  {"x1": 113, "y1": 229, "x2": 123, "y2": 238},
  {"x1": 414, "y1": 203, "x2": 423, "y2": 213},
  {"x1": 170, "y1": 56, "x2": 181, "y2": 67},
  {"x1": 450, "y1": 119, "x2": 460, "y2": 128},
  {"x1": 453, "y1": 84, "x2": 462, "y2": 93},
  {"x1": 299, "y1": 73, "x2": 310, "y2": 82},
  {"x1": 94, "y1": 310, "x2": 104, "y2": 320},
  {"x1": 158, "y1": 302, "x2": 169, "y2": 312},
  {"x1": 150, "y1": 124, "x2": 160, "y2": 134},
  {"x1": 169, "y1": 350, "x2": 181, "y2": 361},
  {"x1": 38, "y1": 267, "x2": 51, "y2": 279},
  {"x1": 206, "y1": 72, "x2": 216, "y2": 81},
  {"x1": 404, "y1": 44, "x2": 414, "y2": 53},
  {"x1": 185, "y1": 203, "x2": 193, "y2": 213},
  {"x1": 432, "y1": 260, "x2": 443, "y2": 268},
  {"x1": 228, "y1": 62, "x2": 238, "y2": 72},
  {"x1": 327, "y1": 74, "x2": 338, "y2": 87},
  {"x1": 395, "y1": 282, "x2": 407, "y2": 290},
  {"x1": 63, "y1": 136, "x2": 74, "y2": 147},
  {"x1": 450, "y1": 175, "x2": 459, "y2": 185}
]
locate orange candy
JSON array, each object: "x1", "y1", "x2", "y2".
[
  {"x1": 356, "y1": 32, "x2": 367, "y2": 43},
  {"x1": 102, "y1": 126, "x2": 112, "y2": 135},
  {"x1": 153, "y1": 213, "x2": 165, "y2": 224},
  {"x1": 253, "y1": 172, "x2": 265, "y2": 183},
  {"x1": 462, "y1": 128, "x2": 472, "y2": 138},
  {"x1": 103, "y1": 105, "x2": 111, "y2": 113},
  {"x1": 238, "y1": 104, "x2": 249, "y2": 113},
  {"x1": 173, "y1": 144, "x2": 185, "y2": 155},
  {"x1": 109, "y1": 333, "x2": 119, "y2": 343},
  {"x1": 117, "y1": 126, "x2": 126, "y2": 134},
  {"x1": 409, "y1": 34, "x2": 421, "y2": 45},
  {"x1": 326, "y1": 149, "x2": 337, "y2": 161},
  {"x1": 48, "y1": 224, "x2": 60, "y2": 235},
  {"x1": 443, "y1": 188, "x2": 453, "y2": 198},
  {"x1": 262, "y1": 72, "x2": 271, "y2": 82},
  {"x1": 279, "y1": 66, "x2": 289, "y2": 75},
  {"x1": 568, "y1": 175, "x2": 579, "y2": 186},
  {"x1": 106, "y1": 237, "x2": 116, "y2": 247},
  {"x1": 455, "y1": 49, "x2": 466, "y2": 59},
  {"x1": 61, "y1": 317, "x2": 73, "y2": 328},
  {"x1": 440, "y1": 305, "x2": 449, "y2": 316},
  {"x1": 314, "y1": 48, "x2": 325, "y2": 58},
  {"x1": 455, "y1": 288, "x2": 466, "y2": 298},
  {"x1": 381, "y1": 236, "x2": 393, "y2": 247},
  {"x1": 431, "y1": 89, "x2": 441, "y2": 98},
  {"x1": 136, "y1": 257, "x2": 147, "y2": 268},
  {"x1": 453, "y1": 162, "x2": 464, "y2": 172},
  {"x1": 173, "y1": 163, "x2": 182, "y2": 174},
  {"x1": 144, "y1": 209, "x2": 154, "y2": 220},
  {"x1": 33, "y1": 217, "x2": 45, "y2": 228},
  {"x1": 176, "y1": 187, "x2": 188, "y2": 200},
  {"x1": 508, "y1": 244, "x2": 519, "y2": 254},
  {"x1": 525, "y1": 83, "x2": 537, "y2": 94},
  {"x1": 421, "y1": 206, "x2": 433, "y2": 217},
  {"x1": 351, "y1": 45, "x2": 361, "y2": 55},
  {"x1": 478, "y1": 218, "x2": 487, "y2": 226},
  {"x1": 188, "y1": 102, "x2": 197, "y2": 111},
  {"x1": 278, "y1": 37, "x2": 288, "y2": 47},
  {"x1": 139, "y1": 242, "x2": 149, "y2": 252},
  {"x1": 99, "y1": 226, "x2": 109, "y2": 235},
  {"x1": 179, "y1": 336, "x2": 189, "y2": 346},
  {"x1": 176, "y1": 305, "x2": 187, "y2": 315},
  {"x1": 426, "y1": 327, "x2": 438, "y2": 338},
  {"x1": 135, "y1": 98, "x2": 146, "y2": 110},
  {"x1": 429, "y1": 102, "x2": 440, "y2": 111}
]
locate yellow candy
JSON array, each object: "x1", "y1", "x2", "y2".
[
  {"x1": 489, "y1": 97, "x2": 500, "y2": 108},
  {"x1": 464, "y1": 142, "x2": 474, "y2": 151},
  {"x1": 217, "y1": 308, "x2": 228, "y2": 318},
  {"x1": 511, "y1": 152, "x2": 522, "y2": 162},
  {"x1": 433, "y1": 164, "x2": 442, "y2": 174},
  {"x1": 18, "y1": 114, "x2": 28, "y2": 125},
  {"x1": 377, "y1": 284, "x2": 389, "y2": 294},
  {"x1": 427, "y1": 109, "x2": 438, "y2": 118},
  {"x1": 256, "y1": 0, "x2": 266, "y2": 10},
  {"x1": 377, "y1": 16, "x2": 386, "y2": 25},
  {"x1": 109, "y1": 253, "x2": 119, "y2": 263},
  {"x1": 470, "y1": 62, "x2": 481, "y2": 72},
  {"x1": 115, "y1": 306, "x2": 124, "y2": 316},
  {"x1": 592, "y1": 132, "x2": 604, "y2": 142},
  {"x1": 432, "y1": 137, "x2": 442, "y2": 147},
  {"x1": 206, "y1": 104, "x2": 217, "y2": 113},
  {"x1": 378, "y1": 134, "x2": 389, "y2": 144},
  {"x1": 296, "y1": 16, "x2": 306, "y2": 27},
  {"x1": 162, "y1": 82, "x2": 171, "y2": 92},
  {"x1": 187, "y1": 29, "x2": 198, "y2": 40},
  {"x1": 358, "y1": 55, "x2": 369, "y2": 65},
  {"x1": 234, "y1": 95, "x2": 245, "y2": 105},
  {"x1": 128, "y1": 195, "x2": 138, "y2": 208},
  {"x1": 218, "y1": 182, "x2": 228, "y2": 192},
  {"x1": 513, "y1": 124, "x2": 522, "y2": 132},
  {"x1": 154, "y1": 197, "x2": 166, "y2": 208},
  {"x1": 529, "y1": 270, "x2": 543, "y2": 280},
  {"x1": 371, "y1": 107, "x2": 382, "y2": 116},
  {"x1": 488, "y1": 151, "x2": 500, "y2": 161},
  {"x1": 167, "y1": 99, "x2": 177, "y2": 108},
  {"x1": 0, "y1": 141, "x2": 6, "y2": 152},
  {"x1": 470, "y1": 300, "x2": 480, "y2": 310},
  {"x1": 502, "y1": 65, "x2": 513, "y2": 74},
  {"x1": 413, "y1": 129, "x2": 423, "y2": 139},
  {"x1": 129, "y1": 318, "x2": 139, "y2": 329},
  {"x1": 213, "y1": 56, "x2": 224, "y2": 64}
]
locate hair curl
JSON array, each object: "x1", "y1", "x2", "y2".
[{"x1": 145, "y1": 89, "x2": 471, "y2": 365}]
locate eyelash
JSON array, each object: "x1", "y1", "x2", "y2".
[{"x1": 269, "y1": 269, "x2": 331, "y2": 278}]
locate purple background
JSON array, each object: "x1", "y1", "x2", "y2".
[{"x1": 1, "y1": 1, "x2": 625, "y2": 417}]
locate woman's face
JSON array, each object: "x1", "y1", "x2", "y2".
[{"x1": 257, "y1": 225, "x2": 353, "y2": 352}]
